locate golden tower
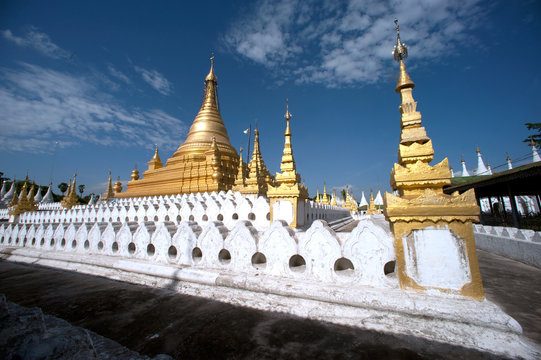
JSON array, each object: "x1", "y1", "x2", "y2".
[
  {"x1": 117, "y1": 56, "x2": 239, "y2": 197},
  {"x1": 321, "y1": 182, "x2": 330, "y2": 204},
  {"x1": 234, "y1": 128, "x2": 273, "y2": 196},
  {"x1": 9, "y1": 181, "x2": 38, "y2": 218},
  {"x1": 268, "y1": 100, "x2": 308, "y2": 227},
  {"x1": 61, "y1": 175, "x2": 79, "y2": 209},
  {"x1": 102, "y1": 171, "x2": 114, "y2": 200},
  {"x1": 384, "y1": 20, "x2": 483, "y2": 299}
]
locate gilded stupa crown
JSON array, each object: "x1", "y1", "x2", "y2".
[{"x1": 394, "y1": 19, "x2": 414, "y2": 93}]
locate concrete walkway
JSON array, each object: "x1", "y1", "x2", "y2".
[{"x1": 0, "y1": 249, "x2": 539, "y2": 359}]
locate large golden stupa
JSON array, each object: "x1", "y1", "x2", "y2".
[{"x1": 117, "y1": 57, "x2": 239, "y2": 197}]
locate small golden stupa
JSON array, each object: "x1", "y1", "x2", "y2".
[
  {"x1": 384, "y1": 20, "x2": 483, "y2": 299},
  {"x1": 267, "y1": 101, "x2": 308, "y2": 227},
  {"x1": 117, "y1": 56, "x2": 239, "y2": 197}
]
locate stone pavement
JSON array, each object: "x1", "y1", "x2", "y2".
[{"x1": 0, "y1": 248, "x2": 539, "y2": 359}]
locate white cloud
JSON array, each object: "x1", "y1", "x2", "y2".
[
  {"x1": 2, "y1": 28, "x2": 73, "y2": 60},
  {"x1": 107, "y1": 64, "x2": 131, "y2": 84},
  {"x1": 0, "y1": 63, "x2": 186, "y2": 153},
  {"x1": 134, "y1": 65, "x2": 172, "y2": 95},
  {"x1": 224, "y1": 0, "x2": 484, "y2": 86}
]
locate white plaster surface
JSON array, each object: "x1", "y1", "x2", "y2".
[{"x1": 404, "y1": 228, "x2": 471, "y2": 290}]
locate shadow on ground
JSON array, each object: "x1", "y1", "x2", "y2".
[{"x1": 0, "y1": 259, "x2": 511, "y2": 360}]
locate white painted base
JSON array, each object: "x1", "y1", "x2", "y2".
[{"x1": 1, "y1": 247, "x2": 539, "y2": 360}]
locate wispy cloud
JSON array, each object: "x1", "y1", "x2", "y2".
[
  {"x1": 224, "y1": 0, "x2": 485, "y2": 86},
  {"x1": 2, "y1": 28, "x2": 73, "y2": 60},
  {"x1": 107, "y1": 64, "x2": 131, "y2": 84},
  {"x1": 134, "y1": 65, "x2": 172, "y2": 95},
  {"x1": 0, "y1": 63, "x2": 186, "y2": 153}
]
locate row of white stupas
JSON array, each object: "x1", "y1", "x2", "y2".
[
  {"x1": 0, "y1": 181, "x2": 55, "y2": 206},
  {"x1": 454, "y1": 142, "x2": 540, "y2": 177}
]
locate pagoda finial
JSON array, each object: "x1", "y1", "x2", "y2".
[
  {"x1": 393, "y1": 19, "x2": 408, "y2": 62},
  {"x1": 206, "y1": 53, "x2": 217, "y2": 82}
]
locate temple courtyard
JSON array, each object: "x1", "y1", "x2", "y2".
[{"x1": 0, "y1": 248, "x2": 539, "y2": 359}]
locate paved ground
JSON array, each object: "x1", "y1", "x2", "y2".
[{"x1": 0, "y1": 249, "x2": 539, "y2": 359}]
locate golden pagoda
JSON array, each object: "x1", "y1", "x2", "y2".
[
  {"x1": 102, "y1": 171, "x2": 115, "y2": 200},
  {"x1": 9, "y1": 181, "x2": 38, "y2": 218},
  {"x1": 321, "y1": 182, "x2": 330, "y2": 204},
  {"x1": 117, "y1": 56, "x2": 239, "y2": 197},
  {"x1": 383, "y1": 20, "x2": 483, "y2": 299},
  {"x1": 268, "y1": 100, "x2": 308, "y2": 227},
  {"x1": 234, "y1": 128, "x2": 274, "y2": 196},
  {"x1": 366, "y1": 190, "x2": 377, "y2": 215},
  {"x1": 61, "y1": 175, "x2": 79, "y2": 209}
]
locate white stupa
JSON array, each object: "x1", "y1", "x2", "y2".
[
  {"x1": 531, "y1": 139, "x2": 540, "y2": 163},
  {"x1": 374, "y1": 190, "x2": 383, "y2": 206},
  {"x1": 359, "y1": 191, "x2": 368, "y2": 207},
  {"x1": 475, "y1": 146, "x2": 489, "y2": 175},
  {"x1": 41, "y1": 184, "x2": 54, "y2": 203},
  {"x1": 0, "y1": 182, "x2": 7, "y2": 199},
  {"x1": 506, "y1": 154, "x2": 513, "y2": 170},
  {"x1": 461, "y1": 157, "x2": 470, "y2": 177},
  {"x1": 34, "y1": 186, "x2": 43, "y2": 203},
  {"x1": 2, "y1": 180, "x2": 16, "y2": 203}
]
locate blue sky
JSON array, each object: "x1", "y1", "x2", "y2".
[{"x1": 1, "y1": 0, "x2": 539, "y2": 198}]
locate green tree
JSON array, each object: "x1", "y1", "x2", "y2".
[
  {"x1": 57, "y1": 182, "x2": 68, "y2": 195},
  {"x1": 524, "y1": 122, "x2": 541, "y2": 148},
  {"x1": 78, "y1": 184, "x2": 85, "y2": 198},
  {"x1": 341, "y1": 189, "x2": 346, "y2": 201}
]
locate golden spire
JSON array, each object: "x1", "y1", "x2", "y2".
[
  {"x1": 315, "y1": 187, "x2": 320, "y2": 203},
  {"x1": 331, "y1": 191, "x2": 338, "y2": 206},
  {"x1": 394, "y1": 20, "x2": 414, "y2": 93},
  {"x1": 103, "y1": 170, "x2": 114, "y2": 200},
  {"x1": 276, "y1": 100, "x2": 300, "y2": 183},
  {"x1": 476, "y1": 145, "x2": 480, "y2": 153},
  {"x1": 242, "y1": 128, "x2": 272, "y2": 195},
  {"x1": 148, "y1": 144, "x2": 163, "y2": 170},
  {"x1": 171, "y1": 55, "x2": 237, "y2": 162},
  {"x1": 322, "y1": 182, "x2": 330, "y2": 204},
  {"x1": 234, "y1": 146, "x2": 246, "y2": 187},
  {"x1": 131, "y1": 163, "x2": 140, "y2": 181},
  {"x1": 61, "y1": 174, "x2": 78, "y2": 209}
]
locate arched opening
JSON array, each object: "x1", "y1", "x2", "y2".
[
  {"x1": 189, "y1": 215, "x2": 195, "y2": 221},
  {"x1": 144, "y1": 216, "x2": 148, "y2": 222},
  {"x1": 72, "y1": 240, "x2": 77, "y2": 249},
  {"x1": 112, "y1": 242, "x2": 119, "y2": 253},
  {"x1": 32, "y1": 238, "x2": 36, "y2": 246},
  {"x1": 217, "y1": 214, "x2": 224, "y2": 221},
  {"x1": 154, "y1": 216, "x2": 159, "y2": 222},
  {"x1": 248, "y1": 213, "x2": 256, "y2": 221},
  {"x1": 192, "y1": 247, "x2": 202, "y2": 263},
  {"x1": 98, "y1": 241, "x2": 104, "y2": 250},
  {"x1": 40, "y1": 239, "x2": 45, "y2": 246},
  {"x1": 84, "y1": 240, "x2": 90, "y2": 249},
  {"x1": 251, "y1": 252, "x2": 267, "y2": 269},
  {"x1": 218, "y1": 249, "x2": 231, "y2": 265},
  {"x1": 134, "y1": 216, "x2": 139, "y2": 222},
  {"x1": 266, "y1": 212, "x2": 270, "y2": 221},
  {"x1": 232, "y1": 213, "x2": 239, "y2": 220},
  {"x1": 165, "y1": 215, "x2": 170, "y2": 221},
  {"x1": 147, "y1": 244, "x2": 155, "y2": 256},
  {"x1": 384, "y1": 260, "x2": 396, "y2": 275},
  {"x1": 128, "y1": 242, "x2": 136, "y2": 254},
  {"x1": 168, "y1": 246, "x2": 177, "y2": 259},
  {"x1": 61, "y1": 238, "x2": 66, "y2": 247},
  {"x1": 289, "y1": 255, "x2": 306, "y2": 273},
  {"x1": 176, "y1": 215, "x2": 181, "y2": 223},
  {"x1": 49, "y1": 239, "x2": 55, "y2": 247},
  {"x1": 334, "y1": 257, "x2": 355, "y2": 276},
  {"x1": 202, "y1": 214, "x2": 208, "y2": 221},
  {"x1": 125, "y1": 217, "x2": 130, "y2": 222}
]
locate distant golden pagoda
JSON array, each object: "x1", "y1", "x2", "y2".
[
  {"x1": 384, "y1": 20, "x2": 483, "y2": 299},
  {"x1": 117, "y1": 56, "x2": 239, "y2": 197},
  {"x1": 234, "y1": 128, "x2": 274, "y2": 196},
  {"x1": 61, "y1": 175, "x2": 79, "y2": 209},
  {"x1": 9, "y1": 181, "x2": 38, "y2": 218},
  {"x1": 321, "y1": 182, "x2": 330, "y2": 204}
]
